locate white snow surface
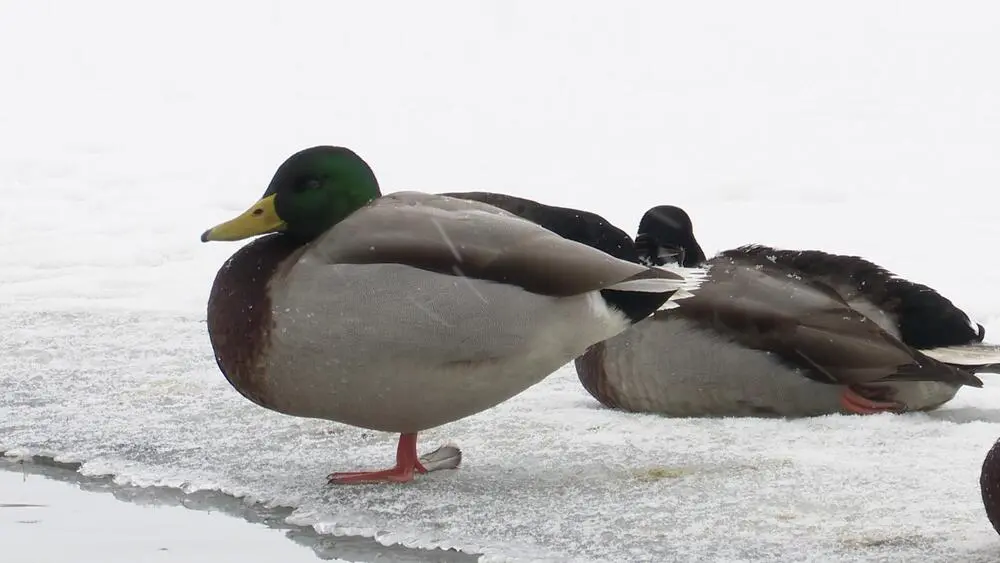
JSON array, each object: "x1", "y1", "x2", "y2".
[{"x1": 4, "y1": 1, "x2": 1000, "y2": 561}]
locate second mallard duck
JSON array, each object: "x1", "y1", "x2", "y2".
[
  {"x1": 445, "y1": 193, "x2": 1000, "y2": 417},
  {"x1": 578, "y1": 204, "x2": 1000, "y2": 416}
]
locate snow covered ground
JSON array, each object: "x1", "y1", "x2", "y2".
[{"x1": 3, "y1": 1, "x2": 1000, "y2": 561}]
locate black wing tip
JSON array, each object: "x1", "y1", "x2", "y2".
[
  {"x1": 962, "y1": 363, "x2": 1000, "y2": 380},
  {"x1": 600, "y1": 287, "x2": 678, "y2": 324},
  {"x1": 892, "y1": 360, "x2": 985, "y2": 388},
  {"x1": 626, "y1": 267, "x2": 685, "y2": 282},
  {"x1": 966, "y1": 372, "x2": 987, "y2": 388}
]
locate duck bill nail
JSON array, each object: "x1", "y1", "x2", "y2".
[{"x1": 201, "y1": 194, "x2": 286, "y2": 242}]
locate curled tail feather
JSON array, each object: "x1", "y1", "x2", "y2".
[{"x1": 920, "y1": 344, "x2": 1000, "y2": 375}]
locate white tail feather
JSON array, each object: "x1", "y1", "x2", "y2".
[
  {"x1": 921, "y1": 344, "x2": 1000, "y2": 366},
  {"x1": 606, "y1": 265, "x2": 710, "y2": 294},
  {"x1": 657, "y1": 264, "x2": 711, "y2": 293}
]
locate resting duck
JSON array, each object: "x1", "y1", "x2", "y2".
[
  {"x1": 443, "y1": 194, "x2": 1000, "y2": 416},
  {"x1": 199, "y1": 147, "x2": 705, "y2": 484},
  {"x1": 574, "y1": 205, "x2": 1000, "y2": 417}
]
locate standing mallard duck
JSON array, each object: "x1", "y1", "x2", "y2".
[
  {"x1": 574, "y1": 204, "x2": 1000, "y2": 417},
  {"x1": 200, "y1": 147, "x2": 705, "y2": 484}
]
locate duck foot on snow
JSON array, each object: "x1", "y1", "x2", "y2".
[
  {"x1": 840, "y1": 386, "x2": 905, "y2": 415},
  {"x1": 327, "y1": 433, "x2": 463, "y2": 484}
]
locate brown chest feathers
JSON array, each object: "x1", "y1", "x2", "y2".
[{"x1": 206, "y1": 233, "x2": 301, "y2": 409}]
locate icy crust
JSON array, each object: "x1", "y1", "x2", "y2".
[{"x1": 5, "y1": 309, "x2": 1000, "y2": 562}]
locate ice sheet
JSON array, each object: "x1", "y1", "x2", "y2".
[
  {"x1": 0, "y1": 467, "x2": 333, "y2": 563},
  {"x1": 4, "y1": 308, "x2": 1000, "y2": 562}
]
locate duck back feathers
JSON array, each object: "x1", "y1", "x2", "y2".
[
  {"x1": 723, "y1": 244, "x2": 985, "y2": 349},
  {"x1": 325, "y1": 192, "x2": 686, "y2": 303},
  {"x1": 442, "y1": 191, "x2": 639, "y2": 263},
  {"x1": 656, "y1": 253, "x2": 983, "y2": 389}
]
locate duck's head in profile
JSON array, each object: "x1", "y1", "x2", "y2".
[
  {"x1": 634, "y1": 205, "x2": 707, "y2": 268},
  {"x1": 201, "y1": 146, "x2": 383, "y2": 244}
]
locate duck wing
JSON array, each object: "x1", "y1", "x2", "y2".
[
  {"x1": 669, "y1": 255, "x2": 982, "y2": 388},
  {"x1": 309, "y1": 191, "x2": 698, "y2": 298},
  {"x1": 723, "y1": 244, "x2": 984, "y2": 349},
  {"x1": 441, "y1": 191, "x2": 640, "y2": 263}
]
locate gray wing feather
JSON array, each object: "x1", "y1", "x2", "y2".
[
  {"x1": 669, "y1": 256, "x2": 982, "y2": 388},
  {"x1": 309, "y1": 192, "x2": 684, "y2": 297}
]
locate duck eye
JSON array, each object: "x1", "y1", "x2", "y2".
[{"x1": 295, "y1": 178, "x2": 323, "y2": 193}]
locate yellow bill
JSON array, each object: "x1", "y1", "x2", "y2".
[{"x1": 201, "y1": 194, "x2": 286, "y2": 242}]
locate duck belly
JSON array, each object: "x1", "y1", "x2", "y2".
[
  {"x1": 577, "y1": 317, "x2": 846, "y2": 417},
  {"x1": 255, "y1": 263, "x2": 628, "y2": 432},
  {"x1": 865, "y1": 381, "x2": 959, "y2": 412},
  {"x1": 577, "y1": 317, "x2": 962, "y2": 417}
]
